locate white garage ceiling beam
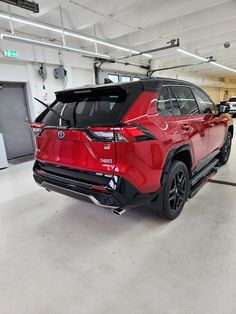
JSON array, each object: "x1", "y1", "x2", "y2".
[
  {"x1": 89, "y1": 0, "x2": 230, "y2": 40},
  {"x1": 103, "y1": 1, "x2": 236, "y2": 54},
  {"x1": 31, "y1": 0, "x2": 59, "y2": 17},
  {"x1": 111, "y1": 0, "x2": 236, "y2": 49},
  {"x1": 188, "y1": 31, "x2": 236, "y2": 51},
  {"x1": 131, "y1": 16, "x2": 236, "y2": 62},
  {"x1": 68, "y1": 0, "x2": 146, "y2": 33}
]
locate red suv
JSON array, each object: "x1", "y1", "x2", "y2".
[{"x1": 30, "y1": 78, "x2": 233, "y2": 220}]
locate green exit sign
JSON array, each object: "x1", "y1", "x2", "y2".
[{"x1": 4, "y1": 50, "x2": 18, "y2": 58}]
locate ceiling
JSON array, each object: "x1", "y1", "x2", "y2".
[{"x1": 0, "y1": 0, "x2": 236, "y2": 77}]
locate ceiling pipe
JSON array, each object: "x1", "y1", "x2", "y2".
[
  {"x1": 116, "y1": 39, "x2": 179, "y2": 60},
  {"x1": 147, "y1": 60, "x2": 214, "y2": 76}
]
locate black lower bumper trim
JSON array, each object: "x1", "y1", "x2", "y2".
[
  {"x1": 33, "y1": 161, "x2": 157, "y2": 209},
  {"x1": 34, "y1": 174, "x2": 122, "y2": 208}
]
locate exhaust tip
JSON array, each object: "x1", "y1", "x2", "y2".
[{"x1": 113, "y1": 208, "x2": 126, "y2": 216}]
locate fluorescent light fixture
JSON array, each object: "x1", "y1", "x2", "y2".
[
  {"x1": 0, "y1": 34, "x2": 111, "y2": 59},
  {"x1": 177, "y1": 48, "x2": 236, "y2": 73},
  {"x1": 0, "y1": 11, "x2": 152, "y2": 58},
  {"x1": 177, "y1": 48, "x2": 208, "y2": 62},
  {"x1": 210, "y1": 62, "x2": 236, "y2": 73},
  {"x1": 142, "y1": 53, "x2": 153, "y2": 58}
]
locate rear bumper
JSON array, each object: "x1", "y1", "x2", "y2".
[{"x1": 33, "y1": 160, "x2": 157, "y2": 209}]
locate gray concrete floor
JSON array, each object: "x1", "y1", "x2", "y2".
[{"x1": 0, "y1": 126, "x2": 236, "y2": 314}]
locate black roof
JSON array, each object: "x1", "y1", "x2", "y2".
[
  {"x1": 140, "y1": 76, "x2": 196, "y2": 86},
  {"x1": 55, "y1": 76, "x2": 197, "y2": 98}
]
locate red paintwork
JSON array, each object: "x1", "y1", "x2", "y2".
[
  {"x1": 34, "y1": 128, "x2": 116, "y2": 174},
  {"x1": 32, "y1": 90, "x2": 232, "y2": 194}
]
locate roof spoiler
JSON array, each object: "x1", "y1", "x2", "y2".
[{"x1": 55, "y1": 85, "x2": 127, "y2": 103}]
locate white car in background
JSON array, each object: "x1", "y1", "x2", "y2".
[{"x1": 227, "y1": 96, "x2": 236, "y2": 116}]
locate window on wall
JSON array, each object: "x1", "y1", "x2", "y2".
[
  {"x1": 192, "y1": 88, "x2": 216, "y2": 114},
  {"x1": 133, "y1": 77, "x2": 140, "y2": 81},
  {"x1": 108, "y1": 74, "x2": 119, "y2": 83},
  {"x1": 171, "y1": 86, "x2": 199, "y2": 116},
  {"x1": 121, "y1": 76, "x2": 131, "y2": 82},
  {"x1": 156, "y1": 87, "x2": 172, "y2": 116}
]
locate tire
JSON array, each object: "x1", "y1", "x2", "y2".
[
  {"x1": 155, "y1": 161, "x2": 189, "y2": 220},
  {"x1": 218, "y1": 131, "x2": 232, "y2": 165}
]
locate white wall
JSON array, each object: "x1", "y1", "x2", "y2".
[
  {"x1": 0, "y1": 39, "x2": 149, "y2": 121},
  {"x1": 0, "y1": 39, "x2": 95, "y2": 120},
  {"x1": 71, "y1": 67, "x2": 94, "y2": 87},
  {"x1": 1, "y1": 38, "x2": 235, "y2": 123}
]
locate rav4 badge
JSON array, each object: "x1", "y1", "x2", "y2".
[{"x1": 100, "y1": 158, "x2": 112, "y2": 163}]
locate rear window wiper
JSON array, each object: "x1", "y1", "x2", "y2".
[{"x1": 34, "y1": 97, "x2": 71, "y2": 127}]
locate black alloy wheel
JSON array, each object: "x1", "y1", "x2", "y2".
[
  {"x1": 219, "y1": 131, "x2": 232, "y2": 165},
  {"x1": 154, "y1": 160, "x2": 189, "y2": 220},
  {"x1": 168, "y1": 169, "x2": 187, "y2": 215}
]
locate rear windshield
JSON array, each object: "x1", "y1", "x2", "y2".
[
  {"x1": 40, "y1": 85, "x2": 141, "y2": 127},
  {"x1": 229, "y1": 97, "x2": 236, "y2": 102}
]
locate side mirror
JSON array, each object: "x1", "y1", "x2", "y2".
[
  {"x1": 217, "y1": 104, "x2": 230, "y2": 114},
  {"x1": 203, "y1": 108, "x2": 212, "y2": 114}
]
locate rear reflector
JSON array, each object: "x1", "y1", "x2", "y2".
[
  {"x1": 90, "y1": 185, "x2": 107, "y2": 192},
  {"x1": 29, "y1": 122, "x2": 44, "y2": 136}
]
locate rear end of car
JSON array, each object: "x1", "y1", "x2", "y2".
[
  {"x1": 227, "y1": 96, "x2": 236, "y2": 115},
  {"x1": 30, "y1": 81, "x2": 162, "y2": 210}
]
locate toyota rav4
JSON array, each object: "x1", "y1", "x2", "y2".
[{"x1": 30, "y1": 78, "x2": 233, "y2": 220}]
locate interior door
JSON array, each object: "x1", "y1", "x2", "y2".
[{"x1": 0, "y1": 83, "x2": 34, "y2": 159}]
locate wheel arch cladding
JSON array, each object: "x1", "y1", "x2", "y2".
[{"x1": 162, "y1": 145, "x2": 192, "y2": 183}]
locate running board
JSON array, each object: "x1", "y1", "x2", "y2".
[{"x1": 189, "y1": 158, "x2": 218, "y2": 198}]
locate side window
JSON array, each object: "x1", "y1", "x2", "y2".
[
  {"x1": 121, "y1": 76, "x2": 131, "y2": 82},
  {"x1": 171, "y1": 86, "x2": 199, "y2": 116},
  {"x1": 157, "y1": 87, "x2": 172, "y2": 116},
  {"x1": 108, "y1": 74, "x2": 119, "y2": 83},
  {"x1": 192, "y1": 88, "x2": 216, "y2": 114},
  {"x1": 169, "y1": 88, "x2": 181, "y2": 116}
]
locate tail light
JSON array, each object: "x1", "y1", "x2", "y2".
[
  {"x1": 29, "y1": 122, "x2": 44, "y2": 136},
  {"x1": 87, "y1": 125, "x2": 156, "y2": 142}
]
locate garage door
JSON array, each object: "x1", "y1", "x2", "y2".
[
  {"x1": 0, "y1": 83, "x2": 34, "y2": 159},
  {"x1": 71, "y1": 68, "x2": 93, "y2": 87}
]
